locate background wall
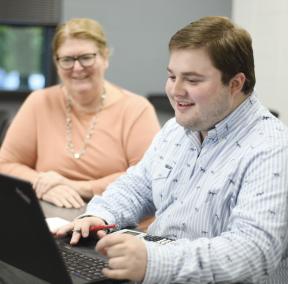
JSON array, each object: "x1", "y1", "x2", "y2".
[
  {"x1": 232, "y1": 0, "x2": 288, "y2": 124},
  {"x1": 62, "y1": 0, "x2": 287, "y2": 124},
  {"x1": 0, "y1": 0, "x2": 231, "y2": 122},
  {"x1": 62, "y1": 0, "x2": 232, "y2": 97},
  {"x1": 1, "y1": 0, "x2": 287, "y2": 126}
]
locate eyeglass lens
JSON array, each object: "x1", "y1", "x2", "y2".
[{"x1": 57, "y1": 53, "x2": 97, "y2": 69}]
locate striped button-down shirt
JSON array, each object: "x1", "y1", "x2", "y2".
[{"x1": 86, "y1": 93, "x2": 287, "y2": 283}]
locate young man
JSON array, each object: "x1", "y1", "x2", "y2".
[{"x1": 56, "y1": 16, "x2": 287, "y2": 283}]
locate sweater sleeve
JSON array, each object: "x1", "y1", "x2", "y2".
[
  {"x1": 88, "y1": 172, "x2": 125, "y2": 195},
  {"x1": 89, "y1": 100, "x2": 160, "y2": 195},
  {"x1": 123, "y1": 99, "x2": 160, "y2": 166},
  {"x1": 0, "y1": 92, "x2": 39, "y2": 183}
]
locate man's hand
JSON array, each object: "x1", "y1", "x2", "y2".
[
  {"x1": 96, "y1": 233, "x2": 147, "y2": 282},
  {"x1": 42, "y1": 185, "x2": 85, "y2": 208},
  {"x1": 55, "y1": 216, "x2": 107, "y2": 245}
]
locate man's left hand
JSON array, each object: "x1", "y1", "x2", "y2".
[{"x1": 96, "y1": 233, "x2": 147, "y2": 281}]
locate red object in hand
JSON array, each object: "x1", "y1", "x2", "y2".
[{"x1": 89, "y1": 224, "x2": 116, "y2": 232}]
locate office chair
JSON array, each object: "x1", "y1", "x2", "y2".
[
  {"x1": 147, "y1": 94, "x2": 174, "y2": 125},
  {"x1": 269, "y1": 109, "x2": 279, "y2": 118},
  {"x1": 0, "y1": 109, "x2": 11, "y2": 145}
]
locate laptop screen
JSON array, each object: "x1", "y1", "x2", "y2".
[{"x1": 0, "y1": 173, "x2": 72, "y2": 284}]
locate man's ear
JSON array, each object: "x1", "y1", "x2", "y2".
[{"x1": 229, "y1": 72, "x2": 246, "y2": 95}]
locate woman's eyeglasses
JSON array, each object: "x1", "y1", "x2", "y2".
[{"x1": 56, "y1": 53, "x2": 97, "y2": 69}]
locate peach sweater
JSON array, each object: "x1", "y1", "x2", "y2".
[{"x1": 0, "y1": 81, "x2": 160, "y2": 194}]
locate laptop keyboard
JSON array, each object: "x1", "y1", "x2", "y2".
[{"x1": 59, "y1": 242, "x2": 109, "y2": 281}]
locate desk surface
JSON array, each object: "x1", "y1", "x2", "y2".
[{"x1": 41, "y1": 200, "x2": 86, "y2": 220}]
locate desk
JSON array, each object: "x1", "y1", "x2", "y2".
[
  {"x1": 41, "y1": 200, "x2": 86, "y2": 220},
  {"x1": 41, "y1": 201, "x2": 152, "y2": 232}
]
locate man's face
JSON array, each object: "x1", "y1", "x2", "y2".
[{"x1": 166, "y1": 48, "x2": 234, "y2": 134}]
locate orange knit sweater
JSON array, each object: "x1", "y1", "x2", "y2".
[{"x1": 0, "y1": 81, "x2": 160, "y2": 194}]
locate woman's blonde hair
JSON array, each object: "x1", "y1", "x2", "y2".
[{"x1": 52, "y1": 18, "x2": 108, "y2": 57}]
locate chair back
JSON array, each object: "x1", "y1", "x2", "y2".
[{"x1": 0, "y1": 110, "x2": 11, "y2": 145}]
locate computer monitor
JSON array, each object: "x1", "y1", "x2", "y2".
[{"x1": 0, "y1": 23, "x2": 57, "y2": 98}]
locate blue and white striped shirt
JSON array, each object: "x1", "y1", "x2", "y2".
[{"x1": 86, "y1": 93, "x2": 287, "y2": 283}]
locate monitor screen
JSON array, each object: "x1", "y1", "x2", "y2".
[{"x1": 0, "y1": 24, "x2": 56, "y2": 94}]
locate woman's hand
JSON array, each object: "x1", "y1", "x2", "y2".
[
  {"x1": 33, "y1": 171, "x2": 66, "y2": 198},
  {"x1": 55, "y1": 216, "x2": 107, "y2": 245},
  {"x1": 33, "y1": 171, "x2": 94, "y2": 201},
  {"x1": 96, "y1": 233, "x2": 147, "y2": 281},
  {"x1": 41, "y1": 185, "x2": 85, "y2": 208}
]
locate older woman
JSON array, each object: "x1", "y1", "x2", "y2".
[{"x1": 0, "y1": 18, "x2": 160, "y2": 209}]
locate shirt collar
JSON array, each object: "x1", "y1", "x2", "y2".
[
  {"x1": 212, "y1": 92, "x2": 259, "y2": 141},
  {"x1": 185, "y1": 92, "x2": 260, "y2": 143}
]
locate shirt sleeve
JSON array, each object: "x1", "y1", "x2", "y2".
[{"x1": 143, "y1": 143, "x2": 288, "y2": 283}]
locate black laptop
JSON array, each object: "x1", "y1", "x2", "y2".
[{"x1": 0, "y1": 173, "x2": 127, "y2": 284}]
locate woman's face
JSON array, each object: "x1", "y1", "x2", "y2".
[{"x1": 56, "y1": 37, "x2": 109, "y2": 105}]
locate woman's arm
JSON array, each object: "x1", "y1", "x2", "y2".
[
  {"x1": 0, "y1": 93, "x2": 39, "y2": 182},
  {"x1": 123, "y1": 101, "x2": 160, "y2": 166}
]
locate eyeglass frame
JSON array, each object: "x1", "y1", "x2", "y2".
[{"x1": 56, "y1": 53, "x2": 97, "y2": 70}]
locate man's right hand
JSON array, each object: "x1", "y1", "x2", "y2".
[{"x1": 54, "y1": 216, "x2": 108, "y2": 245}]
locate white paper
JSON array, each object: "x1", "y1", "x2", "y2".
[{"x1": 46, "y1": 217, "x2": 70, "y2": 232}]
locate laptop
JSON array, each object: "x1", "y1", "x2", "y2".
[{"x1": 0, "y1": 173, "x2": 127, "y2": 284}]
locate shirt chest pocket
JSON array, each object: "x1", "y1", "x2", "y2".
[
  {"x1": 152, "y1": 164, "x2": 172, "y2": 181},
  {"x1": 151, "y1": 163, "x2": 174, "y2": 207}
]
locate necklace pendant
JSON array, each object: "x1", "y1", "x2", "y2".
[
  {"x1": 65, "y1": 89, "x2": 106, "y2": 161},
  {"x1": 73, "y1": 153, "x2": 81, "y2": 159}
]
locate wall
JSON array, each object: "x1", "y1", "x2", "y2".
[
  {"x1": 62, "y1": 0, "x2": 232, "y2": 97},
  {"x1": 0, "y1": 0, "x2": 232, "y2": 128},
  {"x1": 232, "y1": 0, "x2": 288, "y2": 124}
]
